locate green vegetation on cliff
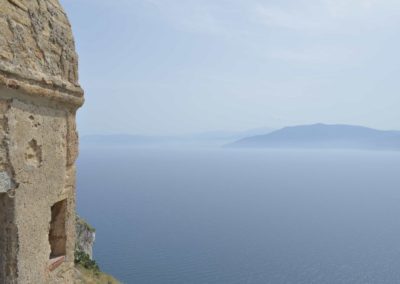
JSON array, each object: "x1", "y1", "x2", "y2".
[
  {"x1": 75, "y1": 217, "x2": 120, "y2": 283},
  {"x1": 75, "y1": 264, "x2": 120, "y2": 284},
  {"x1": 75, "y1": 251, "x2": 100, "y2": 273}
]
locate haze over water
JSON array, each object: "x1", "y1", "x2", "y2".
[{"x1": 77, "y1": 146, "x2": 400, "y2": 283}]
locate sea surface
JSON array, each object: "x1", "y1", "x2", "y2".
[{"x1": 77, "y1": 147, "x2": 400, "y2": 283}]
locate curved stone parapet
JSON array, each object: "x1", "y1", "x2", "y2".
[{"x1": 0, "y1": 0, "x2": 84, "y2": 108}]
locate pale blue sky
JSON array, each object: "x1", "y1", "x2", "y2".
[{"x1": 61, "y1": 0, "x2": 400, "y2": 135}]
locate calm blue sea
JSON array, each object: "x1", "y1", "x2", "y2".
[{"x1": 77, "y1": 147, "x2": 400, "y2": 284}]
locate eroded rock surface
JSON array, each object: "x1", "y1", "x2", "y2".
[{"x1": 76, "y1": 217, "x2": 96, "y2": 260}]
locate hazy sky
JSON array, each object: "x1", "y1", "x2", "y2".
[{"x1": 61, "y1": 0, "x2": 400, "y2": 135}]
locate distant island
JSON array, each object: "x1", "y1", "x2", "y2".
[{"x1": 227, "y1": 124, "x2": 400, "y2": 151}]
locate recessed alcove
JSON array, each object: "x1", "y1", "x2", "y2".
[
  {"x1": 25, "y1": 139, "x2": 42, "y2": 168},
  {"x1": 49, "y1": 199, "x2": 67, "y2": 260}
]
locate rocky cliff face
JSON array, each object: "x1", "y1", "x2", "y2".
[
  {"x1": 75, "y1": 216, "x2": 96, "y2": 260},
  {"x1": 74, "y1": 217, "x2": 120, "y2": 283}
]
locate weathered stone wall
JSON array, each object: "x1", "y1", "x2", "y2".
[
  {"x1": 0, "y1": 89, "x2": 79, "y2": 283},
  {"x1": 0, "y1": 0, "x2": 81, "y2": 92},
  {"x1": 0, "y1": 96, "x2": 18, "y2": 283},
  {"x1": 0, "y1": 193, "x2": 17, "y2": 283},
  {"x1": 0, "y1": 0, "x2": 84, "y2": 283},
  {"x1": 0, "y1": 0, "x2": 84, "y2": 108}
]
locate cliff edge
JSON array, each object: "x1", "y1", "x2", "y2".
[{"x1": 75, "y1": 216, "x2": 120, "y2": 283}]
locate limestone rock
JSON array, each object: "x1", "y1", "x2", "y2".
[{"x1": 76, "y1": 216, "x2": 96, "y2": 260}]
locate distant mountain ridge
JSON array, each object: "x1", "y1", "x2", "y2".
[
  {"x1": 228, "y1": 124, "x2": 400, "y2": 150},
  {"x1": 81, "y1": 127, "x2": 274, "y2": 147}
]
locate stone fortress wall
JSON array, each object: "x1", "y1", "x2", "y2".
[{"x1": 0, "y1": 0, "x2": 84, "y2": 283}]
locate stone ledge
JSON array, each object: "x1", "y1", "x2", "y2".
[
  {"x1": 0, "y1": 72, "x2": 84, "y2": 109},
  {"x1": 49, "y1": 256, "x2": 66, "y2": 272}
]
